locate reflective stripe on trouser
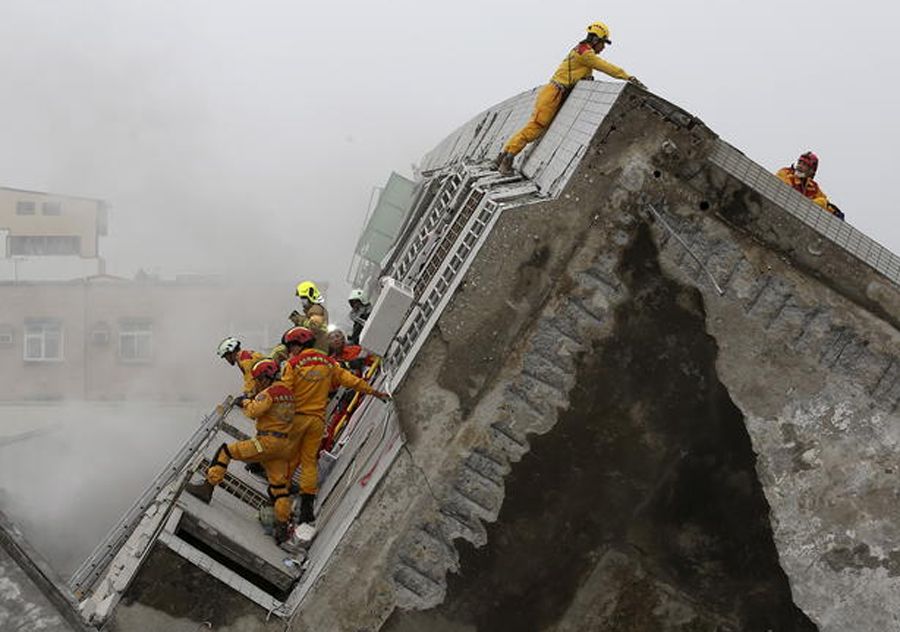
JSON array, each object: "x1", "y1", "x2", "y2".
[
  {"x1": 288, "y1": 414, "x2": 325, "y2": 496},
  {"x1": 503, "y1": 83, "x2": 566, "y2": 155},
  {"x1": 206, "y1": 435, "x2": 295, "y2": 523}
]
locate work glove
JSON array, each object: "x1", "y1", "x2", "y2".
[
  {"x1": 232, "y1": 394, "x2": 249, "y2": 408},
  {"x1": 628, "y1": 76, "x2": 647, "y2": 90},
  {"x1": 374, "y1": 391, "x2": 392, "y2": 403},
  {"x1": 288, "y1": 310, "x2": 303, "y2": 326}
]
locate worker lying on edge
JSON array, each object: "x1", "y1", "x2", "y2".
[
  {"x1": 185, "y1": 359, "x2": 298, "y2": 546},
  {"x1": 776, "y1": 152, "x2": 829, "y2": 211},
  {"x1": 217, "y1": 336, "x2": 264, "y2": 395},
  {"x1": 280, "y1": 326, "x2": 390, "y2": 546},
  {"x1": 289, "y1": 280, "x2": 330, "y2": 351},
  {"x1": 494, "y1": 21, "x2": 645, "y2": 176}
]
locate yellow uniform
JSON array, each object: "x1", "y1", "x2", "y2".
[
  {"x1": 282, "y1": 349, "x2": 377, "y2": 494},
  {"x1": 504, "y1": 43, "x2": 633, "y2": 155},
  {"x1": 205, "y1": 381, "x2": 296, "y2": 522},
  {"x1": 236, "y1": 349, "x2": 264, "y2": 395},
  {"x1": 776, "y1": 167, "x2": 829, "y2": 210},
  {"x1": 290, "y1": 304, "x2": 330, "y2": 351}
]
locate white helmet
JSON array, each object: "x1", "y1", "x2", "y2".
[
  {"x1": 348, "y1": 288, "x2": 366, "y2": 302},
  {"x1": 216, "y1": 336, "x2": 240, "y2": 358}
]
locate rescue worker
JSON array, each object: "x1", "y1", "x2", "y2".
[
  {"x1": 347, "y1": 288, "x2": 372, "y2": 345},
  {"x1": 216, "y1": 337, "x2": 264, "y2": 395},
  {"x1": 328, "y1": 329, "x2": 372, "y2": 377},
  {"x1": 494, "y1": 22, "x2": 645, "y2": 176},
  {"x1": 185, "y1": 359, "x2": 297, "y2": 545},
  {"x1": 776, "y1": 152, "x2": 829, "y2": 210},
  {"x1": 280, "y1": 326, "x2": 390, "y2": 543},
  {"x1": 289, "y1": 280, "x2": 329, "y2": 351}
]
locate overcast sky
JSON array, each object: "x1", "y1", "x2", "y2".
[{"x1": 0, "y1": 0, "x2": 896, "y2": 302}]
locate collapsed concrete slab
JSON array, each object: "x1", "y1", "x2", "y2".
[{"x1": 291, "y1": 82, "x2": 900, "y2": 631}]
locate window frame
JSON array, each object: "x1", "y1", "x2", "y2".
[
  {"x1": 15, "y1": 200, "x2": 35, "y2": 215},
  {"x1": 42, "y1": 201, "x2": 62, "y2": 216},
  {"x1": 23, "y1": 320, "x2": 64, "y2": 362},
  {"x1": 118, "y1": 320, "x2": 154, "y2": 363},
  {"x1": 8, "y1": 235, "x2": 82, "y2": 256}
]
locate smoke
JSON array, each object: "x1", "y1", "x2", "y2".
[{"x1": 0, "y1": 402, "x2": 201, "y2": 576}]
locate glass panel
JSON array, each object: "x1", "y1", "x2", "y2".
[
  {"x1": 25, "y1": 334, "x2": 42, "y2": 359},
  {"x1": 16, "y1": 201, "x2": 35, "y2": 215},
  {"x1": 44, "y1": 330, "x2": 60, "y2": 359}
]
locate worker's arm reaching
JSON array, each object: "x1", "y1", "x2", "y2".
[
  {"x1": 332, "y1": 366, "x2": 391, "y2": 402},
  {"x1": 579, "y1": 49, "x2": 631, "y2": 81}
]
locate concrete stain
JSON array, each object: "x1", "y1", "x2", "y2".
[{"x1": 385, "y1": 225, "x2": 816, "y2": 632}]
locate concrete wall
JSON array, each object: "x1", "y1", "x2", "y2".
[{"x1": 292, "y1": 85, "x2": 899, "y2": 631}]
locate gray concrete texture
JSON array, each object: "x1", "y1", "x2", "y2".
[
  {"x1": 0, "y1": 549, "x2": 75, "y2": 632},
  {"x1": 291, "y1": 84, "x2": 899, "y2": 632}
]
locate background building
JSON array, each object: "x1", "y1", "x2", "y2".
[{"x1": 0, "y1": 185, "x2": 323, "y2": 402}]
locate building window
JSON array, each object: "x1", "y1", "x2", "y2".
[
  {"x1": 119, "y1": 321, "x2": 153, "y2": 362},
  {"x1": 0, "y1": 325, "x2": 13, "y2": 346},
  {"x1": 42, "y1": 201, "x2": 62, "y2": 215},
  {"x1": 16, "y1": 201, "x2": 35, "y2": 215},
  {"x1": 24, "y1": 320, "x2": 63, "y2": 362},
  {"x1": 8, "y1": 235, "x2": 81, "y2": 256}
]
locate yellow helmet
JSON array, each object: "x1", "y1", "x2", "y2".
[
  {"x1": 295, "y1": 280, "x2": 324, "y2": 304},
  {"x1": 586, "y1": 21, "x2": 612, "y2": 43}
]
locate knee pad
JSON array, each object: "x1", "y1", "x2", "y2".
[{"x1": 211, "y1": 443, "x2": 232, "y2": 469}]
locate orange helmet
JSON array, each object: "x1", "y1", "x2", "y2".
[
  {"x1": 251, "y1": 359, "x2": 279, "y2": 380},
  {"x1": 282, "y1": 326, "x2": 315, "y2": 346}
]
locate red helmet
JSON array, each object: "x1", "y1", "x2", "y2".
[
  {"x1": 798, "y1": 151, "x2": 819, "y2": 173},
  {"x1": 251, "y1": 359, "x2": 279, "y2": 380},
  {"x1": 282, "y1": 326, "x2": 315, "y2": 346}
]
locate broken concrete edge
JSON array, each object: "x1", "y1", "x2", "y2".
[
  {"x1": 0, "y1": 509, "x2": 93, "y2": 632},
  {"x1": 702, "y1": 151, "x2": 900, "y2": 330},
  {"x1": 295, "y1": 84, "x2": 899, "y2": 630},
  {"x1": 291, "y1": 92, "x2": 715, "y2": 629}
]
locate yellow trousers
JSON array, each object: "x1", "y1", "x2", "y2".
[
  {"x1": 206, "y1": 436, "x2": 294, "y2": 523},
  {"x1": 288, "y1": 414, "x2": 325, "y2": 496},
  {"x1": 503, "y1": 83, "x2": 566, "y2": 155}
]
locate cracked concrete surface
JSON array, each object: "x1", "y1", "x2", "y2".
[{"x1": 293, "y1": 86, "x2": 899, "y2": 631}]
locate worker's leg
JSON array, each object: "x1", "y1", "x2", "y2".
[
  {"x1": 207, "y1": 437, "x2": 279, "y2": 484},
  {"x1": 296, "y1": 416, "x2": 325, "y2": 496},
  {"x1": 262, "y1": 455, "x2": 293, "y2": 525},
  {"x1": 188, "y1": 437, "x2": 272, "y2": 503},
  {"x1": 287, "y1": 414, "x2": 323, "y2": 482},
  {"x1": 503, "y1": 84, "x2": 565, "y2": 155},
  {"x1": 205, "y1": 442, "x2": 235, "y2": 485}
]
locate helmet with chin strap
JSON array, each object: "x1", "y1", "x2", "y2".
[
  {"x1": 797, "y1": 151, "x2": 819, "y2": 175},
  {"x1": 586, "y1": 21, "x2": 612, "y2": 44}
]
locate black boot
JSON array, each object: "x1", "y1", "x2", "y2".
[
  {"x1": 245, "y1": 462, "x2": 266, "y2": 480},
  {"x1": 297, "y1": 493, "x2": 316, "y2": 525},
  {"x1": 185, "y1": 480, "x2": 214, "y2": 504},
  {"x1": 497, "y1": 152, "x2": 514, "y2": 176},
  {"x1": 273, "y1": 521, "x2": 290, "y2": 545}
]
